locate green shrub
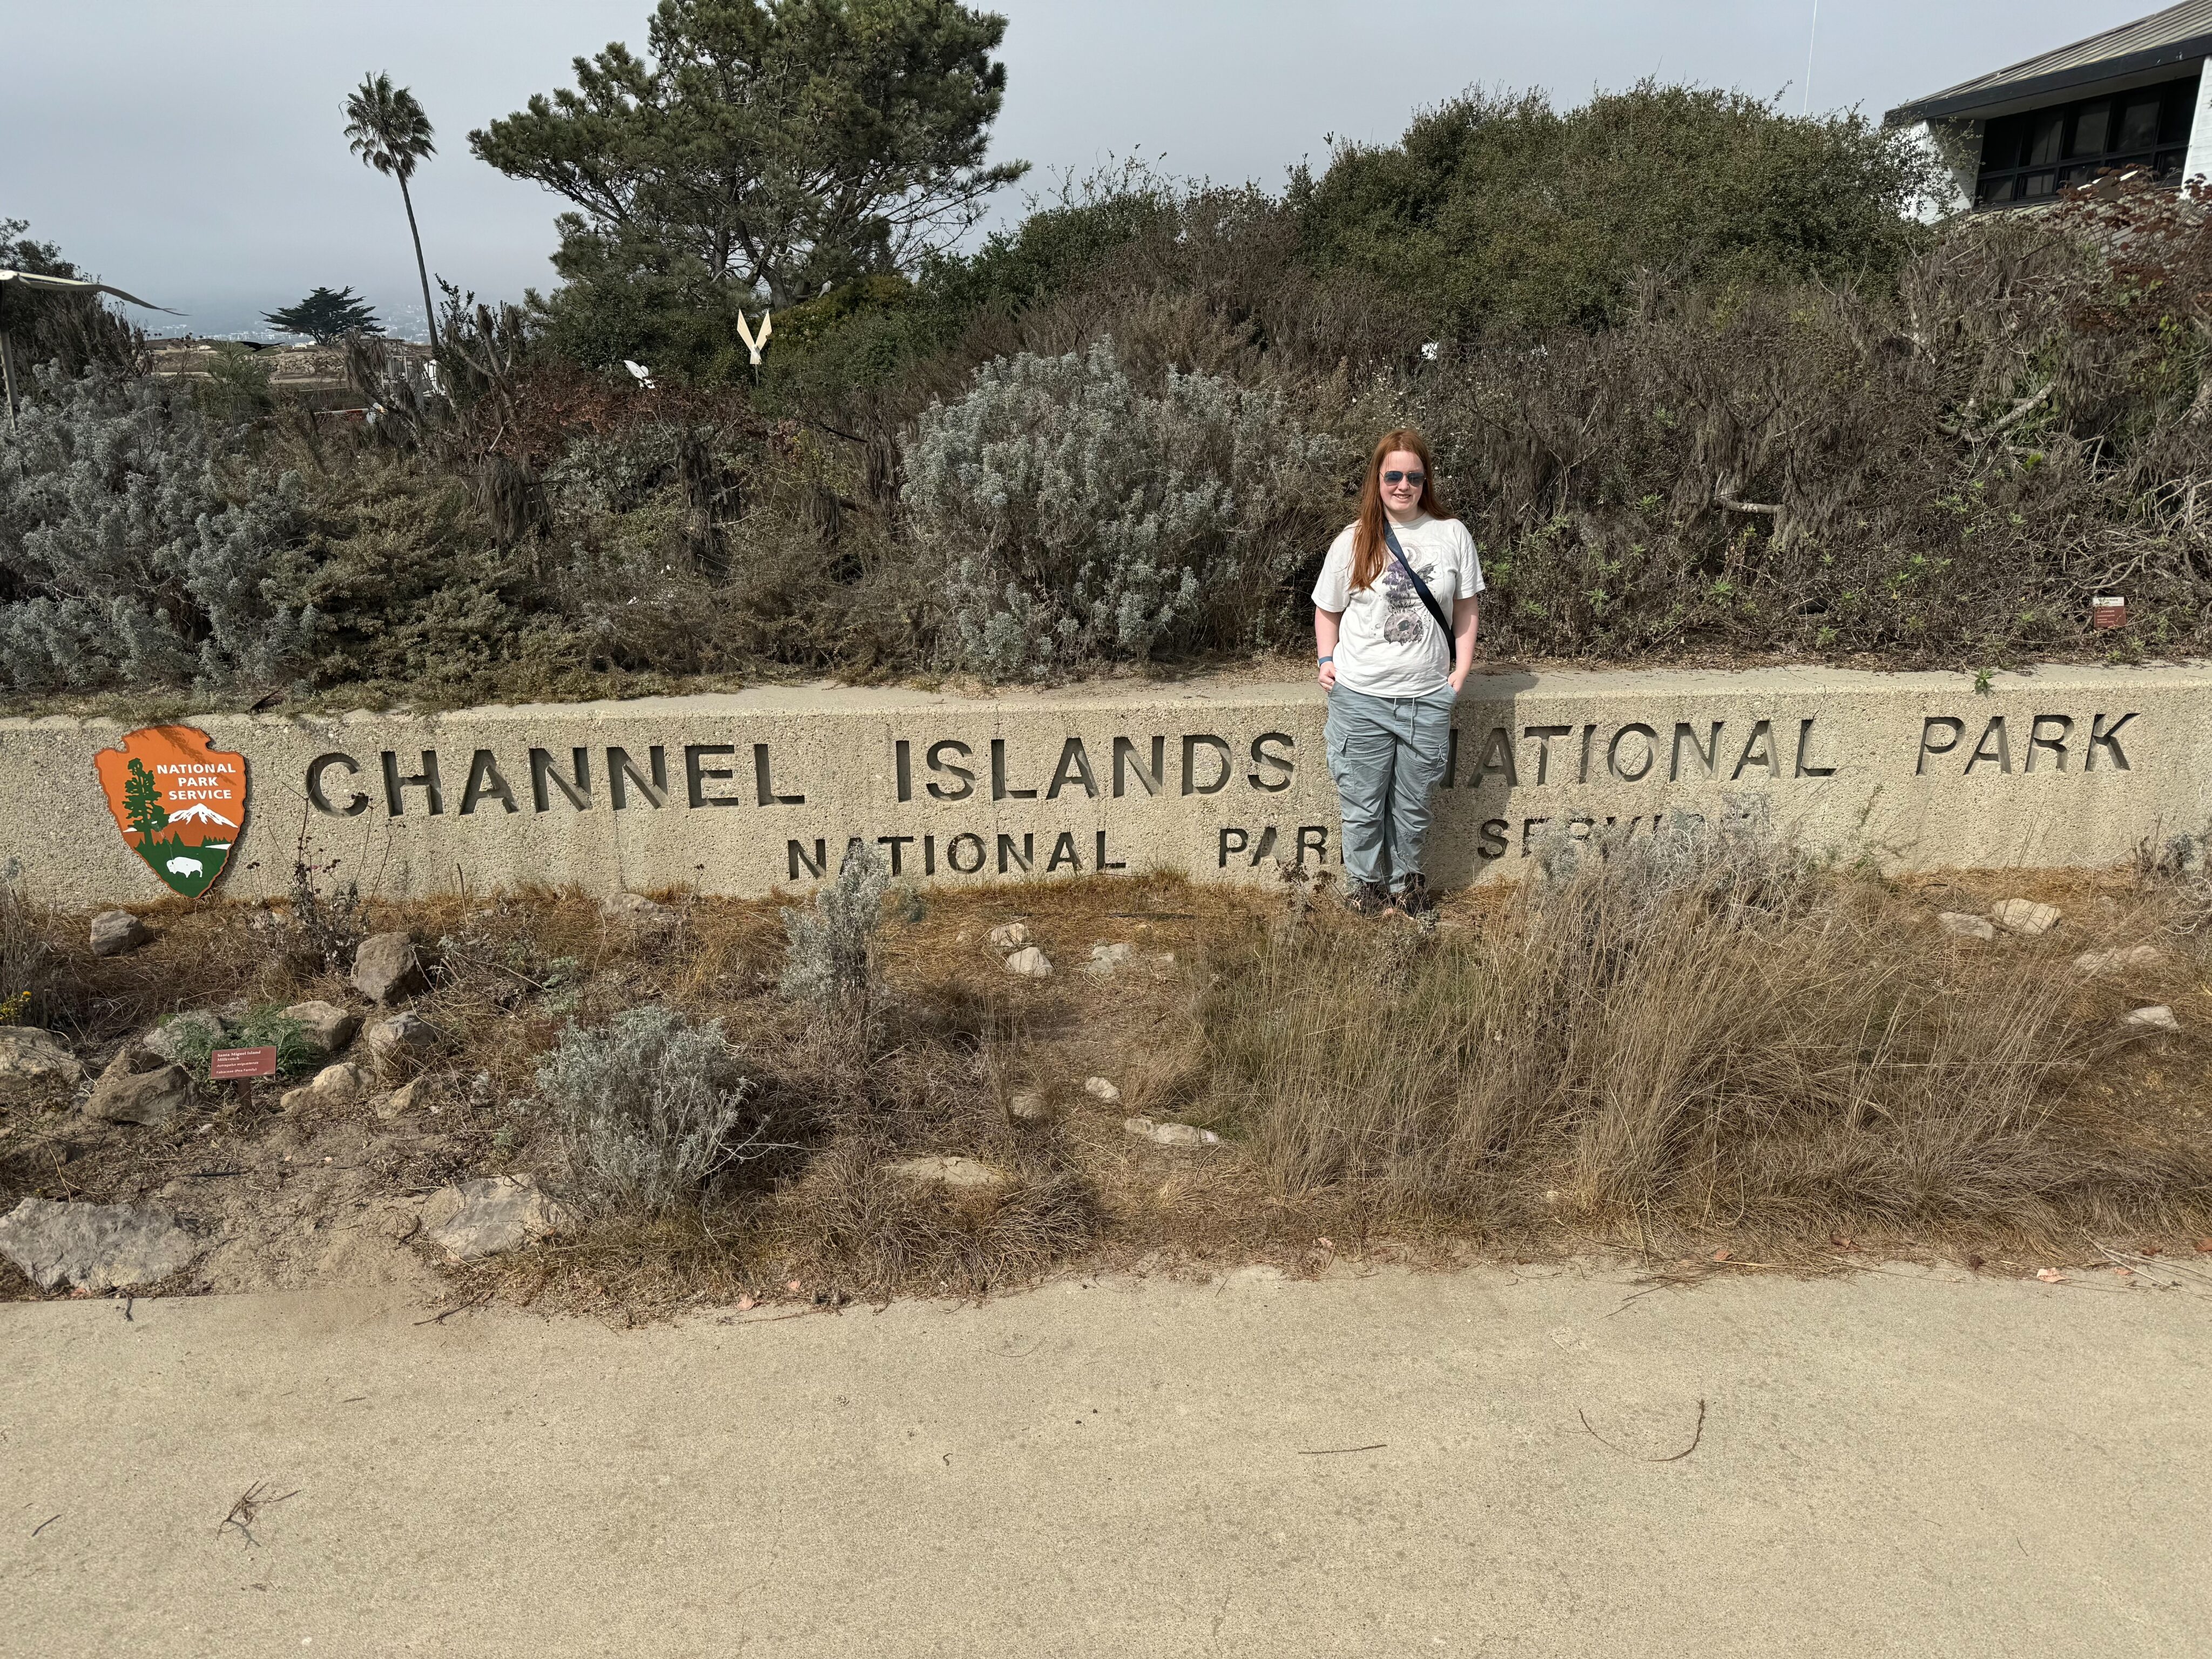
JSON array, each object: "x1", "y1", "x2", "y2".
[
  {"x1": 904, "y1": 337, "x2": 1338, "y2": 676},
  {"x1": 779, "y1": 848, "x2": 892, "y2": 1006},
  {"x1": 536, "y1": 1005, "x2": 760, "y2": 1216},
  {"x1": 1294, "y1": 82, "x2": 1938, "y2": 339},
  {"x1": 161, "y1": 1004, "x2": 315, "y2": 1084},
  {"x1": 0, "y1": 366, "x2": 316, "y2": 692}
]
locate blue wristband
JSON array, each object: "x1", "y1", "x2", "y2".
[{"x1": 1317, "y1": 654, "x2": 1333, "y2": 665}]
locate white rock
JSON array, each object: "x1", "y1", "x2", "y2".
[
  {"x1": 881, "y1": 1155, "x2": 1008, "y2": 1191},
  {"x1": 0, "y1": 1027, "x2": 83, "y2": 1101},
  {"x1": 2126, "y1": 1004, "x2": 2181, "y2": 1032},
  {"x1": 1990, "y1": 899, "x2": 2061, "y2": 936},
  {"x1": 0, "y1": 1197, "x2": 201, "y2": 1292},
  {"x1": 1084, "y1": 1076, "x2": 1122, "y2": 1103},
  {"x1": 1084, "y1": 942, "x2": 1135, "y2": 975},
  {"x1": 377, "y1": 1075, "x2": 436, "y2": 1120},
  {"x1": 89, "y1": 909, "x2": 152, "y2": 957},
  {"x1": 420, "y1": 1176, "x2": 565, "y2": 1262},
  {"x1": 84, "y1": 1053, "x2": 193, "y2": 1127},
  {"x1": 2074, "y1": 944, "x2": 2168, "y2": 975},
  {"x1": 1124, "y1": 1115, "x2": 1221, "y2": 1149},
  {"x1": 603, "y1": 892, "x2": 676, "y2": 928},
  {"x1": 1006, "y1": 1090, "x2": 1055, "y2": 1124},
  {"x1": 282, "y1": 1000, "x2": 359, "y2": 1057},
  {"x1": 987, "y1": 922, "x2": 1030, "y2": 951},
  {"x1": 351, "y1": 932, "x2": 427, "y2": 1005},
  {"x1": 311, "y1": 1062, "x2": 363, "y2": 1103},
  {"x1": 1003, "y1": 946, "x2": 1053, "y2": 979},
  {"x1": 141, "y1": 1009, "x2": 225, "y2": 1066},
  {"x1": 366, "y1": 1011, "x2": 437, "y2": 1066},
  {"x1": 1937, "y1": 912, "x2": 1995, "y2": 941}
]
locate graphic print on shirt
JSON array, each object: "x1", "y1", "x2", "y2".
[{"x1": 1378, "y1": 555, "x2": 1440, "y2": 645}]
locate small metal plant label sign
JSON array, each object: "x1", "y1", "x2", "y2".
[
  {"x1": 94, "y1": 725, "x2": 249, "y2": 898},
  {"x1": 209, "y1": 1046, "x2": 278, "y2": 1082}
]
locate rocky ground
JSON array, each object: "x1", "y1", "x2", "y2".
[
  {"x1": 0, "y1": 878, "x2": 1262, "y2": 1307},
  {"x1": 3, "y1": 865, "x2": 2210, "y2": 1314}
]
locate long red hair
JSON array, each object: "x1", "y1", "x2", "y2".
[{"x1": 1351, "y1": 428, "x2": 1449, "y2": 590}]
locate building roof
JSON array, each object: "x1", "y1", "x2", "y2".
[{"x1": 1887, "y1": 1, "x2": 2212, "y2": 124}]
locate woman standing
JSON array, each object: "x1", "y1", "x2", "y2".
[{"x1": 1312, "y1": 429, "x2": 1481, "y2": 918}]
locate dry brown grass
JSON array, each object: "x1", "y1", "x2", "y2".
[
  {"x1": 6, "y1": 853, "x2": 2212, "y2": 1313},
  {"x1": 1195, "y1": 839, "x2": 2212, "y2": 1260}
]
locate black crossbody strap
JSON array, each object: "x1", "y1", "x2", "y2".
[{"x1": 1381, "y1": 522, "x2": 1452, "y2": 642}]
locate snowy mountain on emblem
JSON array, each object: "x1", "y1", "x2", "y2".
[{"x1": 166, "y1": 801, "x2": 238, "y2": 828}]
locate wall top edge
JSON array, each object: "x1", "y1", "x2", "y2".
[{"x1": 2, "y1": 659, "x2": 2205, "y2": 733}]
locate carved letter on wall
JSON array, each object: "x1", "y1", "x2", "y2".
[
  {"x1": 381, "y1": 750, "x2": 444, "y2": 815},
  {"x1": 754, "y1": 744, "x2": 805, "y2": 805},
  {"x1": 1248, "y1": 732, "x2": 1296, "y2": 792},
  {"x1": 1916, "y1": 717, "x2": 1966, "y2": 775},
  {"x1": 1114, "y1": 736, "x2": 1166, "y2": 798},
  {"x1": 2088, "y1": 712, "x2": 2137, "y2": 770},
  {"x1": 1730, "y1": 720, "x2": 1778, "y2": 780},
  {"x1": 1670, "y1": 721, "x2": 1722, "y2": 781},
  {"x1": 1965, "y1": 717, "x2": 2012, "y2": 775},
  {"x1": 1523, "y1": 725, "x2": 1573, "y2": 785},
  {"x1": 1046, "y1": 738, "x2": 1098, "y2": 800},
  {"x1": 460, "y1": 750, "x2": 518, "y2": 815},
  {"x1": 685, "y1": 744, "x2": 739, "y2": 807},
  {"x1": 1182, "y1": 735, "x2": 1232, "y2": 795},
  {"x1": 307, "y1": 753, "x2": 368, "y2": 817},
  {"x1": 531, "y1": 746, "x2": 592, "y2": 811},
  {"x1": 1607, "y1": 724, "x2": 1656, "y2": 783},
  {"x1": 992, "y1": 738, "x2": 1037, "y2": 801},
  {"x1": 927, "y1": 740, "x2": 975, "y2": 801},
  {"x1": 2026, "y1": 716, "x2": 2072, "y2": 772},
  {"x1": 1471, "y1": 727, "x2": 1517, "y2": 787},
  {"x1": 1794, "y1": 718, "x2": 1836, "y2": 778},
  {"x1": 608, "y1": 746, "x2": 667, "y2": 808}
]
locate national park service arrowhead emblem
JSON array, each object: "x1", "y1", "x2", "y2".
[{"x1": 94, "y1": 725, "x2": 249, "y2": 899}]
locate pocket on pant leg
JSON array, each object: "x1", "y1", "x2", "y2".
[
  {"x1": 1327, "y1": 701, "x2": 1392, "y2": 814},
  {"x1": 1404, "y1": 697, "x2": 1453, "y2": 793}
]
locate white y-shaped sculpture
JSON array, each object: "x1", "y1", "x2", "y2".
[{"x1": 734, "y1": 308, "x2": 773, "y2": 368}]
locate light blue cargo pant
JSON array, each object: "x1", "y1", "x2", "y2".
[{"x1": 1324, "y1": 686, "x2": 1453, "y2": 888}]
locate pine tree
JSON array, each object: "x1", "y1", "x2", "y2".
[
  {"x1": 263, "y1": 286, "x2": 383, "y2": 343},
  {"x1": 123, "y1": 759, "x2": 168, "y2": 842}
]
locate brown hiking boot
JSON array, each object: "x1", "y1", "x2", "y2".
[
  {"x1": 1344, "y1": 879, "x2": 1391, "y2": 916},
  {"x1": 1391, "y1": 874, "x2": 1436, "y2": 923}
]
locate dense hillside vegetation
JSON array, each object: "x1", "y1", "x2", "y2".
[{"x1": 8, "y1": 26, "x2": 2212, "y2": 707}]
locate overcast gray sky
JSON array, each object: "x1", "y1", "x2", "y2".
[{"x1": 1, "y1": 0, "x2": 2159, "y2": 338}]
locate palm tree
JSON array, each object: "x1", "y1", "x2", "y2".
[{"x1": 342, "y1": 73, "x2": 438, "y2": 355}]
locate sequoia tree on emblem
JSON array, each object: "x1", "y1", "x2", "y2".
[{"x1": 94, "y1": 726, "x2": 250, "y2": 899}]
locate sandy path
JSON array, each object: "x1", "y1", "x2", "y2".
[{"x1": 3, "y1": 1261, "x2": 2207, "y2": 1656}]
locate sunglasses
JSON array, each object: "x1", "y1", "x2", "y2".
[{"x1": 1381, "y1": 469, "x2": 1425, "y2": 487}]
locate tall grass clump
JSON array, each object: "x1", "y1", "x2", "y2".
[
  {"x1": 1200, "y1": 825, "x2": 2212, "y2": 1242},
  {"x1": 0, "y1": 861, "x2": 51, "y2": 1027},
  {"x1": 536, "y1": 1004, "x2": 759, "y2": 1216}
]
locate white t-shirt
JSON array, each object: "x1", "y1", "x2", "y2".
[{"x1": 1311, "y1": 514, "x2": 1484, "y2": 698}]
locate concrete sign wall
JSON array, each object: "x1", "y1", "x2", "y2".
[{"x1": 3, "y1": 664, "x2": 2202, "y2": 907}]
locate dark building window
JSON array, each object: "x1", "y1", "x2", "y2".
[{"x1": 1977, "y1": 75, "x2": 2198, "y2": 205}]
